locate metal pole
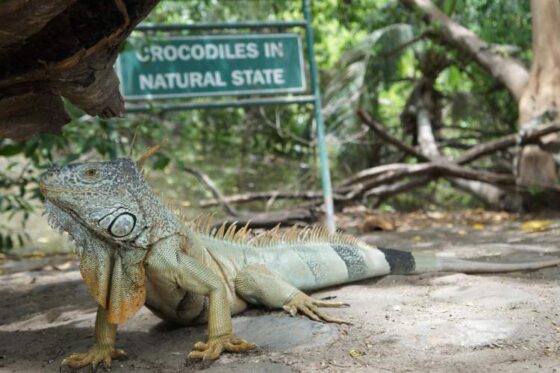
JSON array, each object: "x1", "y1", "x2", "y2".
[{"x1": 302, "y1": 0, "x2": 336, "y2": 232}]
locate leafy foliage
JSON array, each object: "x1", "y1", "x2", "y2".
[{"x1": 0, "y1": 0, "x2": 536, "y2": 251}]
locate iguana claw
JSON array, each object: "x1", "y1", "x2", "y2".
[
  {"x1": 188, "y1": 335, "x2": 256, "y2": 360},
  {"x1": 61, "y1": 345, "x2": 127, "y2": 370},
  {"x1": 283, "y1": 292, "x2": 352, "y2": 324}
]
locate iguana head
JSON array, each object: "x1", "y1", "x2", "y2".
[
  {"x1": 40, "y1": 158, "x2": 150, "y2": 247},
  {"x1": 40, "y1": 157, "x2": 177, "y2": 324}
]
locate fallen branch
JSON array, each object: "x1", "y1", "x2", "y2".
[
  {"x1": 357, "y1": 110, "x2": 430, "y2": 162},
  {"x1": 340, "y1": 163, "x2": 427, "y2": 187},
  {"x1": 216, "y1": 207, "x2": 320, "y2": 229},
  {"x1": 196, "y1": 105, "x2": 560, "y2": 225},
  {"x1": 182, "y1": 165, "x2": 239, "y2": 217},
  {"x1": 365, "y1": 176, "x2": 433, "y2": 202},
  {"x1": 200, "y1": 190, "x2": 326, "y2": 207},
  {"x1": 359, "y1": 109, "x2": 560, "y2": 166},
  {"x1": 344, "y1": 162, "x2": 515, "y2": 200},
  {"x1": 456, "y1": 122, "x2": 560, "y2": 164}
]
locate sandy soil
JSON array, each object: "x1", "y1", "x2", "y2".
[{"x1": 2, "y1": 218, "x2": 560, "y2": 372}]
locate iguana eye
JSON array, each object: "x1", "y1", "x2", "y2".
[
  {"x1": 84, "y1": 168, "x2": 98, "y2": 178},
  {"x1": 108, "y1": 213, "x2": 136, "y2": 238}
]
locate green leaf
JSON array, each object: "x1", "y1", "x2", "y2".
[
  {"x1": 152, "y1": 154, "x2": 171, "y2": 170},
  {"x1": 0, "y1": 143, "x2": 24, "y2": 156},
  {"x1": 65, "y1": 153, "x2": 81, "y2": 163}
]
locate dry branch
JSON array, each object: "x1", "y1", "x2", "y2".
[
  {"x1": 183, "y1": 166, "x2": 239, "y2": 217},
  {"x1": 357, "y1": 110, "x2": 430, "y2": 162},
  {"x1": 198, "y1": 106, "x2": 560, "y2": 224},
  {"x1": 365, "y1": 176, "x2": 433, "y2": 201},
  {"x1": 344, "y1": 163, "x2": 515, "y2": 196},
  {"x1": 456, "y1": 122, "x2": 560, "y2": 164},
  {"x1": 200, "y1": 190, "x2": 326, "y2": 207},
  {"x1": 217, "y1": 207, "x2": 320, "y2": 229},
  {"x1": 359, "y1": 111, "x2": 560, "y2": 166}
]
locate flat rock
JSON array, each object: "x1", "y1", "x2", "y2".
[
  {"x1": 234, "y1": 315, "x2": 338, "y2": 351},
  {"x1": 203, "y1": 362, "x2": 293, "y2": 373}
]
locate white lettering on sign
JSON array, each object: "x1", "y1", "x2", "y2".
[
  {"x1": 264, "y1": 42, "x2": 284, "y2": 58},
  {"x1": 139, "y1": 72, "x2": 227, "y2": 90},
  {"x1": 139, "y1": 69, "x2": 286, "y2": 91},
  {"x1": 231, "y1": 69, "x2": 285, "y2": 86},
  {"x1": 135, "y1": 42, "x2": 261, "y2": 62}
]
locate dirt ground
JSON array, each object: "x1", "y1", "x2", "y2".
[{"x1": 2, "y1": 213, "x2": 560, "y2": 372}]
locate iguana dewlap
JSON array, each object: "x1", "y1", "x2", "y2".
[{"x1": 39, "y1": 158, "x2": 560, "y2": 370}]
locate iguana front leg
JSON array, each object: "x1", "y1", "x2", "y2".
[
  {"x1": 61, "y1": 305, "x2": 127, "y2": 370},
  {"x1": 172, "y1": 252, "x2": 256, "y2": 360},
  {"x1": 235, "y1": 265, "x2": 350, "y2": 324}
]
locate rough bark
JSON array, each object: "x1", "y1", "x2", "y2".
[
  {"x1": 517, "y1": 0, "x2": 560, "y2": 186},
  {"x1": 0, "y1": 0, "x2": 160, "y2": 140}
]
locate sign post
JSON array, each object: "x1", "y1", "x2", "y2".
[
  {"x1": 119, "y1": 0, "x2": 336, "y2": 232},
  {"x1": 302, "y1": 0, "x2": 335, "y2": 233}
]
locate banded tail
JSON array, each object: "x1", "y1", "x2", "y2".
[
  {"x1": 258, "y1": 243, "x2": 560, "y2": 292},
  {"x1": 194, "y1": 221, "x2": 560, "y2": 291}
]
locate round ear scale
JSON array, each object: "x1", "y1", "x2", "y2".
[{"x1": 108, "y1": 212, "x2": 137, "y2": 238}]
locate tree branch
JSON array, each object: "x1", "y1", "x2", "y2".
[
  {"x1": 182, "y1": 166, "x2": 240, "y2": 217},
  {"x1": 357, "y1": 110, "x2": 430, "y2": 161},
  {"x1": 217, "y1": 207, "x2": 320, "y2": 229},
  {"x1": 401, "y1": 0, "x2": 529, "y2": 100},
  {"x1": 456, "y1": 122, "x2": 560, "y2": 164},
  {"x1": 199, "y1": 190, "x2": 326, "y2": 207}
]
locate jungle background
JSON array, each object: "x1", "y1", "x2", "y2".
[
  {"x1": 0, "y1": 0, "x2": 558, "y2": 252},
  {"x1": 5, "y1": 1, "x2": 560, "y2": 372}
]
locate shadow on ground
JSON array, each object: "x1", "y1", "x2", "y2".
[{"x1": 2, "y1": 224, "x2": 560, "y2": 372}]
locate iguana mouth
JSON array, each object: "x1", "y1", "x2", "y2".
[{"x1": 39, "y1": 182, "x2": 93, "y2": 195}]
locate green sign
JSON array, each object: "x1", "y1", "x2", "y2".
[{"x1": 117, "y1": 33, "x2": 306, "y2": 99}]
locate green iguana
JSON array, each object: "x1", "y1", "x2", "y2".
[{"x1": 39, "y1": 158, "x2": 560, "y2": 370}]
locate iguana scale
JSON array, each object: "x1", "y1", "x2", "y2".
[{"x1": 39, "y1": 158, "x2": 560, "y2": 369}]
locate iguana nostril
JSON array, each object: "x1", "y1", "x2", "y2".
[
  {"x1": 41, "y1": 167, "x2": 61, "y2": 182},
  {"x1": 41, "y1": 172, "x2": 54, "y2": 183}
]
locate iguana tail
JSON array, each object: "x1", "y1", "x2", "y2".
[
  {"x1": 382, "y1": 247, "x2": 560, "y2": 274},
  {"x1": 200, "y1": 219, "x2": 560, "y2": 291},
  {"x1": 428, "y1": 254, "x2": 560, "y2": 273},
  {"x1": 262, "y1": 245, "x2": 560, "y2": 292}
]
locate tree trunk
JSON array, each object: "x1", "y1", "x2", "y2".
[
  {"x1": 518, "y1": 0, "x2": 560, "y2": 186},
  {"x1": 0, "y1": 0, "x2": 160, "y2": 140}
]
